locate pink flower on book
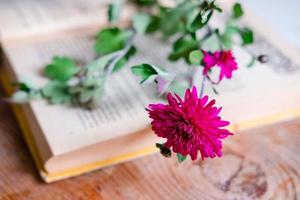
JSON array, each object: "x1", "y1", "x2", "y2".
[
  {"x1": 147, "y1": 87, "x2": 233, "y2": 160},
  {"x1": 202, "y1": 50, "x2": 238, "y2": 81}
]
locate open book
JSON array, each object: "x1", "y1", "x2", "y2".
[{"x1": 1, "y1": 0, "x2": 300, "y2": 182}]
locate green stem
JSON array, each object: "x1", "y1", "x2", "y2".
[{"x1": 104, "y1": 31, "x2": 136, "y2": 76}]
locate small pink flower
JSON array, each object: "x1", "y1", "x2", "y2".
[
  {"x1": 147, "y1": 87, "x2": 233, "y2": 160},
  {"x1": 202, "y1": 50, "x2": 238, "y2": 81}
]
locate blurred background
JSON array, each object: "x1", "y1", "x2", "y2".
[{"x1": 241, "y1": 0, "x2": 300, "y2": 49}]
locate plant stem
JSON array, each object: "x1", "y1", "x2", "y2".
[
  {"x1": 191, "y1": 67, "x2": 206, "y2": 97},
  {"x1": 104, "y1": 31, "x2": 136, "y2": 76},
  {"x1": 199, "y1": 75, "x2": 206, "y2": 98}
]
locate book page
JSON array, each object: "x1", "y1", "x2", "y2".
[{"x1": 0, "y1": 0, "x2": 111, "y2": 42}]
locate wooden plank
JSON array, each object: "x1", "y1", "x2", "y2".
[{"x1": 0, "y1": 101, "x2": 299, "y2": 199}]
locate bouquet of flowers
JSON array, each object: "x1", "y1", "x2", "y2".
[{"x1": 9, "y1": 0, "x2": 267, "y2": 162}]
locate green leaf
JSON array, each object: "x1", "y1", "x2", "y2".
[
  {"x1": 156, "y1": 143, "x2": 171, "y2": 157},
  {"x1": 108, "y1": 1, "x2": 122, "y2": 23},
  {"x1": 160, "y1": 1, "x2": 195, "y2": 38},
  {"x1": 186, "y1": 10, "x2": 204, "y2": 33},
  {"x1": 113, "y1": 46, "x2": 137, "y2": 72},
  {"x1": 132, "y1": 0, "x2": 157, "y2": 6},
  {"x1": 189, "y1": 50, "x2": 203, "y2": 65},
  {"x1": 168, "y1": 35, "x2": 199, "y2": 62},
  {"x1": 13, "y1": 81, "x2": 33, "y2": 92},
  {"x1": 42, "y1": 81, "x2": 71, "y2": 104},
  {"x1": 44, "y1": 56, "x2": 78, "y2": 81},
  {"x1": 133, "y1": 12, "x2": 151, "y2": 34},
  {"x1": 94, "y1": 28, "x2": 131, "y2": 55},
  {"x1": 185, "y1": 3, "x2": 216, "y2": 33},
  {"x1": 131, "y1": 63, "x2": 158, "y2": 83},
  {"x1": 145, "y1": 15, "x2": 160, "y2": 33},
  {"x1": 239, "y1": 27, "x2": 254, "y2": 45},
  {"x1": 177, "y1": 153, "x2": 187, "y2": 163},
  {"x1": 232, "y1": 3, "x2": 244, "y2": 19}
]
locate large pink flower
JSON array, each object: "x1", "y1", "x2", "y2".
[
  {"x1": 147, "y1": 87, "x2": 233, "y2": 160},
  {"x1": 202, "y1": 50, "x2": 238, "y2": 81}
]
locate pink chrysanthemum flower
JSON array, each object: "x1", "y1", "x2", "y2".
[
  {"x1": 202, "y1": 50, "x2": 238, "y2": 81},
  {"x1": 147, "y1": 87, "x2": 233, "y2": 160}
]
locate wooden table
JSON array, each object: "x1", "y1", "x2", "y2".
[{"x1": 0, "y1": 103, "x2": 299, "y2": 200}]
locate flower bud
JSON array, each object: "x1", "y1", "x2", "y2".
[
  {"x1": 257, "y1": 55, "x2": 268, "y2": 63},
  {"x1": 156, "y1": 143, "x2": 171, "y2": 157}
]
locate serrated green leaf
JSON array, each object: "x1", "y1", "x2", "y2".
[
  {"x1": 108, "y1": 1, "x2": 122, "y2": 23},
  {"x1": 131, "y1": 63, "x2": 158, "y2": 83},
  {"x1": 189, "y1": 50, "x2": 203, "y2": 65},
  {"x1": 94, "y1": 28, "x2": 131, "y2": 55},
  {"x1": 239, "y1": 27, "x2": 254, "y2": 45},
  {"x1": 232, "y1": 3, "x2": 243, "y2": 19},
  {"x1": 133, "y1": 12, "x2": 151, "y2": 34},
  {"x1": 44, "y1": 56, "x2": 78, "y2": 81},
  {"x1": 168, "y1": 35, "x2": 199, "y2": 62},
  {"x1": 177, "y1": 153, "x2": 187, "y2": 163},
  {"x1": 42, "y1": 81, "x2": 71, "y2": 104}
]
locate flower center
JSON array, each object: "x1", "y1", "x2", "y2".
[
  {"x1": 177, "y1": 121, "x2": 194, "y2": 140},
  {"x1": 182, "y1": 132, "x2": 190, "y2": 140}
]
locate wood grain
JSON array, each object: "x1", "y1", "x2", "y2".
[{"x1": 0, "y1": 102, "x2": 299, "y2": 200}]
